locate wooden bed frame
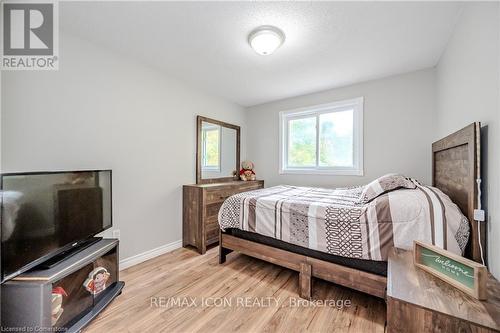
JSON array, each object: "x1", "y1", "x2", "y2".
[
  {"x1": 219, "y1": 122, "x2": 484, "y2": 299},
  {"x1": 432, "y1": 122, "x2": 484, "y2": 263}
]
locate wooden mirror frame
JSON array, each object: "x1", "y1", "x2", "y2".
[{"x1": 196, "y1": 115, "x2": 241, "y2": 184}]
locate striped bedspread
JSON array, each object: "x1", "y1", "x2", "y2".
[{"x1": 218, "y1": 185, "x2": 469, "y2": 261}]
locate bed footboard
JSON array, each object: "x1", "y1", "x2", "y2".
[
  {"x1": 219, "y1": 230, "x2": 233, "y2": 264},
  {"x1": 219, "y1": 232, "x2": 387, "y2": 299}
]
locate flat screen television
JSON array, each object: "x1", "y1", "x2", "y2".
[{"x1": 1, "y1": 170, "x2": 112, "y2": 282}]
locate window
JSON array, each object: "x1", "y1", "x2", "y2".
[
  {"x1": 202, "y1": 124, "x2": 221, "y2": 171},
  {"x1": 279, "y1": 97, "x2": 363, "y2": 175}
]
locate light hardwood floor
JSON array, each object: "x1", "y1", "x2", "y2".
[{"x1": 84, "y1": 246, "x2": 386, "y2": 333}]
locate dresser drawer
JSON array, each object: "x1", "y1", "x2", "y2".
[
  {"x1": 205, "y1": 190, "x2": 234, "y2": 204},
  {"x1": 205, "y1": 182, "x2": 263, "y2": 204},
  {"x1": 205, "y1": 215, "x2": 218, "y2": 228},
  {"x1": 205, "y1": 202, "x2": 223, "y2": 218}
]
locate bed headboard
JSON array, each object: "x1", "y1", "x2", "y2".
[{"x1": 432, "y1": 122, "x2": 484, "y2": 263}]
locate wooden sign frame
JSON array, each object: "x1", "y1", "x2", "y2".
[{"x1": 413, "y1": 241, "x2": 487, "y2": 300}]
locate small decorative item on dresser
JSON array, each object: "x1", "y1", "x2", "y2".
[
  {"x1": 239, "y1": 161, "x2": 256, "y2": 181},
  {"x1": 413, "y1": 240, "x2": 487, "y2": 300}
]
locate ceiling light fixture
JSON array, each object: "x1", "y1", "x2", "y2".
[{"x1": 248, "y1": 26, "x2": 285, "y2": 56}]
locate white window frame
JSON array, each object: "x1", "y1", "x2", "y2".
[
  {"x1": 201, "y1": 124, "x2": 221, "y2": 172},
  {"x1": 279, "y1": 97, "x2": 364, "y2": 176}
]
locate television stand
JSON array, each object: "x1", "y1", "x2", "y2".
[
  {"x1": 1, "y1": 239, "x2": 124, "y2": 333},
  {"x1": 37, "y1": 237, "x2": 103, "y2": 269}
]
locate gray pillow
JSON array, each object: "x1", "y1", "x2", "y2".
[{"x1": 359, "y1": 174, "x2": 416, "y2": 203}]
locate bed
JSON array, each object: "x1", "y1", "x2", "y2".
[{"x1": 218, "y1": 122, "x2": 485, "y2": 299}]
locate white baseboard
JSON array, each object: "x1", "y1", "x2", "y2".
[{"x1": 119, "y1": 239, "x2": 182, "y2": 270}]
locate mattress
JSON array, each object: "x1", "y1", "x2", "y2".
[{"x1": 219, "y1": 184, "x2": 470, "y2": 262}]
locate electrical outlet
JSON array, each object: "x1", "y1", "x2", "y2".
[
  {"x1": 112, "y1": 229, "x2": 121, "y2": 240},
  {"x1": 474, "y1": 209, "x2": 485, "y2": 222}
]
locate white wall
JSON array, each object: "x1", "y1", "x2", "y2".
[
  {"x1": 246, "y1": 69, "x2": 436, "y2": 188},
  {"x1": 435, "y1": 3, "x2": 500, "y2": 277},
  {"x1": 1, "y1": 32, "x2": 246, "y2": 261}
]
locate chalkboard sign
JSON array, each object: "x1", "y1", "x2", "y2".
[{"x1": 414, "y1": 241, "x2": 487, "y2": 300}]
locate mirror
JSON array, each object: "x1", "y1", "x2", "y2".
[{"x1": 196, "y1": 116, "x2": 240, "y2": 184}]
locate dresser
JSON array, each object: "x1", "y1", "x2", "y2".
[{"x1": 183, "y1": 180, "x2": 264, "y2": 254}]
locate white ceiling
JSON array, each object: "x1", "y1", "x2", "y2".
[{"x1": 61, "y1": 2, "x2": 462, "y2": 107}]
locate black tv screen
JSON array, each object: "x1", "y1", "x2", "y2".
[{"x1": 1, "y1": 170, "x2": 112, "y2": 282}]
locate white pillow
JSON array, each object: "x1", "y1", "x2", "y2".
[{"x1": 359, "y1": 174, "x2": 416, "y2": 203}]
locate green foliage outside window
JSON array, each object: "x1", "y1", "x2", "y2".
[
  {"x1": 204, "y1": 129, "x2": 219, "y2": 167},
  {"x1": 288, "y1": 110, "x2": 354, "y2": 168},
  {"x1": 288, "y1": 117, "x2": 316, "y2": 167}
]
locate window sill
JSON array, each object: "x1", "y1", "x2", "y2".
[
  {"x1": 202, "y1": 167, "x2": 221, "y2": 172},
  {"x1": 279, "y1": 168, "x2": 364, "y2": 176}
]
